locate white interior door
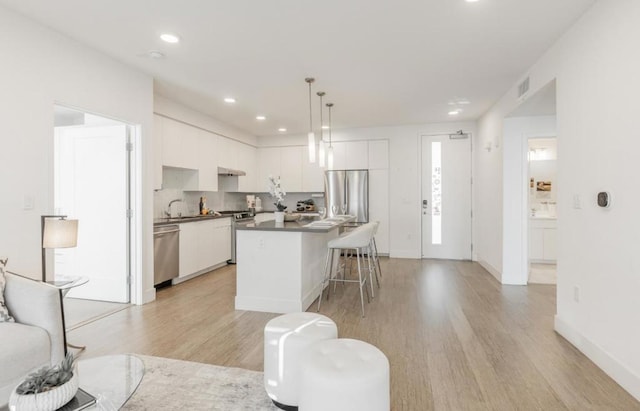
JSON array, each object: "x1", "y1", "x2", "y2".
[
  {"x1": 54, "y1": 123, "x2": 130, "y2": 303},
  {"x1": 421, "y1": 134, "x2": 472, "y2": 260}
]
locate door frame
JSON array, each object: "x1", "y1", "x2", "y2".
[
  {"x1": 419, "y1": 133, "x2": 473, "y2": 260},
  {"x1": 53, "y1": 102, "x2": 142, "y2": 304}
]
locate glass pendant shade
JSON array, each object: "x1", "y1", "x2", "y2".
[
  {"x1": 308, "y1": 132, "x2": 316, "y2": 163},
  {"x1": 327, "y1": 146, "x2": 334, "y2": 170},
  {"x1": 318, "y1": 140, "x2": 326, "y2": 167}
]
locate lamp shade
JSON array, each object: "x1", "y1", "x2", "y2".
[
  {"x1": 43, "y1": 218, "x2": 78, "y2": 248},
  {"x1": 308, "y1": 132, "x2": 316, "y2": 163}
]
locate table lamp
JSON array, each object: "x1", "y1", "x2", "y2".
[{"x1": 41, "y1": 215, "x2": 78, "y2": 282}]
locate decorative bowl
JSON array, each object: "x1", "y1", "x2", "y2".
[{"x1": 9, "y1": 371, "x2": 79, "y2": 411}]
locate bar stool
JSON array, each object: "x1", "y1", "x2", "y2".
[
  {"x1": 370, "y1": 221, "x2": 383, "y2": 283},
  {"x1": 317, "y1": 224, "x2": 375, "y2": 317}
]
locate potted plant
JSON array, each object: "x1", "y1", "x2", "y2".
[
  {"x1": 9, "y1": 353, "x2": 79, "y2": 411},
  {"x1": 268, "y1": 175, "x2": 287, "y2": 223}
]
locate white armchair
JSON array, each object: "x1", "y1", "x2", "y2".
[{"x1": 0, "y1": 272, "x2": 65, "y2": 407}]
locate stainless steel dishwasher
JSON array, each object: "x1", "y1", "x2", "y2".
[{"x1": 153, "y1": 225, "x2": 179, "y2": 286}]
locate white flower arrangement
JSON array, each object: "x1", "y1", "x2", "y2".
[{"x1": 268, "y1": 175, "x2": 287, "y2": 211}]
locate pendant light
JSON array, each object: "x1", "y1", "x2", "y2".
[
  {"x1": 317, "y1": 91, "x2": 326, "y2": 167},
  {"x1": 305, "y1": 78, "x2": 316, "y2": 163},
  {"x1": 326, "y1": 102, "x2": 334, "y2": 170}
]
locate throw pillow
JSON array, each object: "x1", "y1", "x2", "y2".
[{"x1": 0, "y1": 257, "x2": 15, "y2": 322}]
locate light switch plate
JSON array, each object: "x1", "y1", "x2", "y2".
[{"x1": 23, "y1": 195, "x2": 34, "y2": 210}]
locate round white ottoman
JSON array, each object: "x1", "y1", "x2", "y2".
[
  {"x1": 298, "y1": 338, "x2": 390, "y2": 411},
  {"x1": 264, "y1": 313, "x2": 338, "y2": 410}
]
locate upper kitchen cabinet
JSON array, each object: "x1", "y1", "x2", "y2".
[
  {"x1": 280, "y1": 146, "x2": 303, "y2": 192},
  {"x1": 217, "y1": 136, "x2": 238, "y2": 170},
  {"x1": 331, "y1": 141, "x2": 368, "y2": 170},
  {"x1": 161, "y1": 117, "x2": 198, "y2": 169},
  {"x1": 257, "y1": 147, "x2": 281, "y2": 192},
  {"x1": 301, "y1": 148, "x2": 324, "y2": 192},
  {"x1": 196, "y1": 129, "x2": 218, "y2": 192},
  {"x1": 237, "y1": 143, "x2": 257, "y2": 192},
  {"x1": 153, "y1": 114, "x2": 163, "y2": 190},
  {"x1": 368, "y1": 140, "x2": 389, "y2": 169}
]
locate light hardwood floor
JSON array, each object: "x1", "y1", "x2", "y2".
[{"x1": 68, "y1": 258, "x2": 639, "y2": 410}]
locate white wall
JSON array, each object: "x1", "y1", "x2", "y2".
[
  {"x1": 260, "y1": 121, "x2": 477, "y2": 259},
  {"x1": 154, "y1": 95, "x2": 258, "y2": 146},
  {"x1": 475, "y1": 0, "x2": 640, "y2": 399},
  {"x1": 0, "y1": 5, "x2": 155, "y2": 304}
]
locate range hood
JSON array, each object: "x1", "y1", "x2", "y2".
[{"x1": 217, "y1": 167, "x2": 246, "y2": 176}]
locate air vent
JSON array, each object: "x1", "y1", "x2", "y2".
[{"x1": 518, "y1": 77, "x2": 530, "y2": 98}]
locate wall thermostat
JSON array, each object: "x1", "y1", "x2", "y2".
[{"x1": 597, "y1": 191, "x2": 611, "y2": 208}]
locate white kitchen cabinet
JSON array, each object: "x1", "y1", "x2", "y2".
[
  {"x1": 178, "y1": 222, "x2": 199, "y2": 277},
  {"x1": 257, "y1": 147, "x2": 281, "y2": 192},
  {"x1": 162, "y1": 117, "x2": 198, "y2": 169},
  {"x1": 237, "y1": 143, "x2": 257, "y2": 192},
  {"x1": 212, "y1": 218, "x2": 232, "y2": 265},
  {"x1": 280, "y1": 146, "x2": 303, "y2": 192},
  {"x1": 153, "y1": 114, "x2": 163, "y2": 190},
  {"x1": 217, "y1": 136, "x2": 238, "y2": 169},
  {"x1": 529, "y1": 219, "x2": 557, "y2": 262},
  {"x1": 368, "y1": 140, "x2": 389, "y2": 170},
  {"x1": 301, "y1": 148, "x2": 325, "y2": 192},
  {"x1": 196, "y1": 129, "x2": 218, "y2": 192},
  {"x1": 369, "y1": 169, "x2": 390, "y2": 254},
  {"x1": 178, "y1": 218, "x2": 231, "y2": 279},
  {"x1": 330, "y1": 141, "x2": 368, "y2": 170}
]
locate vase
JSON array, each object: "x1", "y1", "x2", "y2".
[
  {"x1": 274, "y1": 211, "x2": 285, "y2": 223},
  {"x1": 9, "y1": 371, "x2": 79, "y2": 411}
]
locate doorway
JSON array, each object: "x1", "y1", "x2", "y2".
[
  {"x1": 420, "y1": 134, "x2": 472, "y2": 260},
  {"x1": 53, "y1": 105, "x2": 132, "y2": 303},
  {"x1": 527, "y1": 137, "x2": 557, "y2": 284}
]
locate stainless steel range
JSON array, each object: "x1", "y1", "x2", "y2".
[{"x1": 221, "y1": 210, "x2": 255, "y2": 264}]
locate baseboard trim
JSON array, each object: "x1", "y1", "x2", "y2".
[
  {"x1": 478, "y1": 258, "x2": 501, "y2": 283},
  {"x1": 390, "y1": 250, "x2": 421, "y2": 259},
  {"x1": 555, "y1": 315, "x2": 640, "y2": 401},
  {"x1": 141, "y1": 288, "x2": 156, "y2": 305}
]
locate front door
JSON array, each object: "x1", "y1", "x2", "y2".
[{"x1": 421, "y1": 134, "x2": 472, "y2": 260}]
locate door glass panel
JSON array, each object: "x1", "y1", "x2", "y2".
[{"x1": 431, "y1": 142, "x2": 442, "y2": 245}]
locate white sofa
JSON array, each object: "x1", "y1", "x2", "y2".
[{"x1": 0, "y1": 273, "x2": 65, "y2": 407}]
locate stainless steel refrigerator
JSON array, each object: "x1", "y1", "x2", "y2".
[{"x1": 324, "y1": 170, "x2": 369, "y2": 223}]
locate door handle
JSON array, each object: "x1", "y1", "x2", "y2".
[{"x1": 422, "y1": 200, "x2": 428, "y2": 209}]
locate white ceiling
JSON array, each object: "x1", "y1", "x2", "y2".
[{"x1": 1, "y1": 0, "x2": 594, "y2": 137}]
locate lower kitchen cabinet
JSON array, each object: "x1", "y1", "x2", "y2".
[{"x1": 178, "y1": 218, "x2": 231, "y2": 278}]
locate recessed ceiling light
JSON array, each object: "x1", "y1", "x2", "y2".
[
  {"x1": 466, "y1": 0, "x2": 480, "y2": 2},
  {"x1": 448, "y1": 110, "x2": 461, "y2": 116},
  {"x1": 256, "y1": 115, "x2": 266, "y2": 121},
  {"x1": 160, "y1": 33, "x2": 180, "y2": 44},
  {"x1": 321, "y1": 125, "x2": 330, "y2": 130},
  {"x1": 146, "y1": 50, "x2": 165, "y2": 59},
  {"x1": 278, "y1": 128, "x2": 287, "y2": 132},
  {"x1": 224, "y1": 97, "x2": 236, "y2": 103}
]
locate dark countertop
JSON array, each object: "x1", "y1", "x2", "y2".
[
  {"x1": 154, "y1": 214, "x2": 232, "y2": 226},
  {"x1": 236, "y1": 216, "x2": 355, "y2": 233}
]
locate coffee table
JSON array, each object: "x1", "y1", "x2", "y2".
[{"x1": 77, "y1": 354, "x2": 144, "y2": 410}]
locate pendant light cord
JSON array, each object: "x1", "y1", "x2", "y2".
[{"x1": 308, "y1": 81, "x2": 313, "y2": 131}]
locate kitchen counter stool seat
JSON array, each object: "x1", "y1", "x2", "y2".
[
  {"x1": 264, "y1": 313, "x2": 338, "y2": 410},
  {"x1": 317, "y1": 223, "x2": 376, "y2": 317},
  {"x1": 298, "y1": 338, "x2": 390, "y2": 411}
]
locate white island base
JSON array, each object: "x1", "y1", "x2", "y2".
[{"x1": 235, "y1": 226, "x2": 340, "y2": 313}]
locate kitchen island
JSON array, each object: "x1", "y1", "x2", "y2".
[{"x1": 234, "y1": 217, "x2": 353, "y2": 313}]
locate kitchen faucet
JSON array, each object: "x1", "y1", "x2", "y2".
[{"x1": 165, "y1": 198, "x2": 183, "y2": 217}]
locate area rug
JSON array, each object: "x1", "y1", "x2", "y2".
[{"x1": 121, "y1": 355, "x2": 277, "y2": 410}]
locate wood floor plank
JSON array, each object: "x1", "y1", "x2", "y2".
[{"x1": 67, "y1": 258, "x2": 640, "y2": 410}]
